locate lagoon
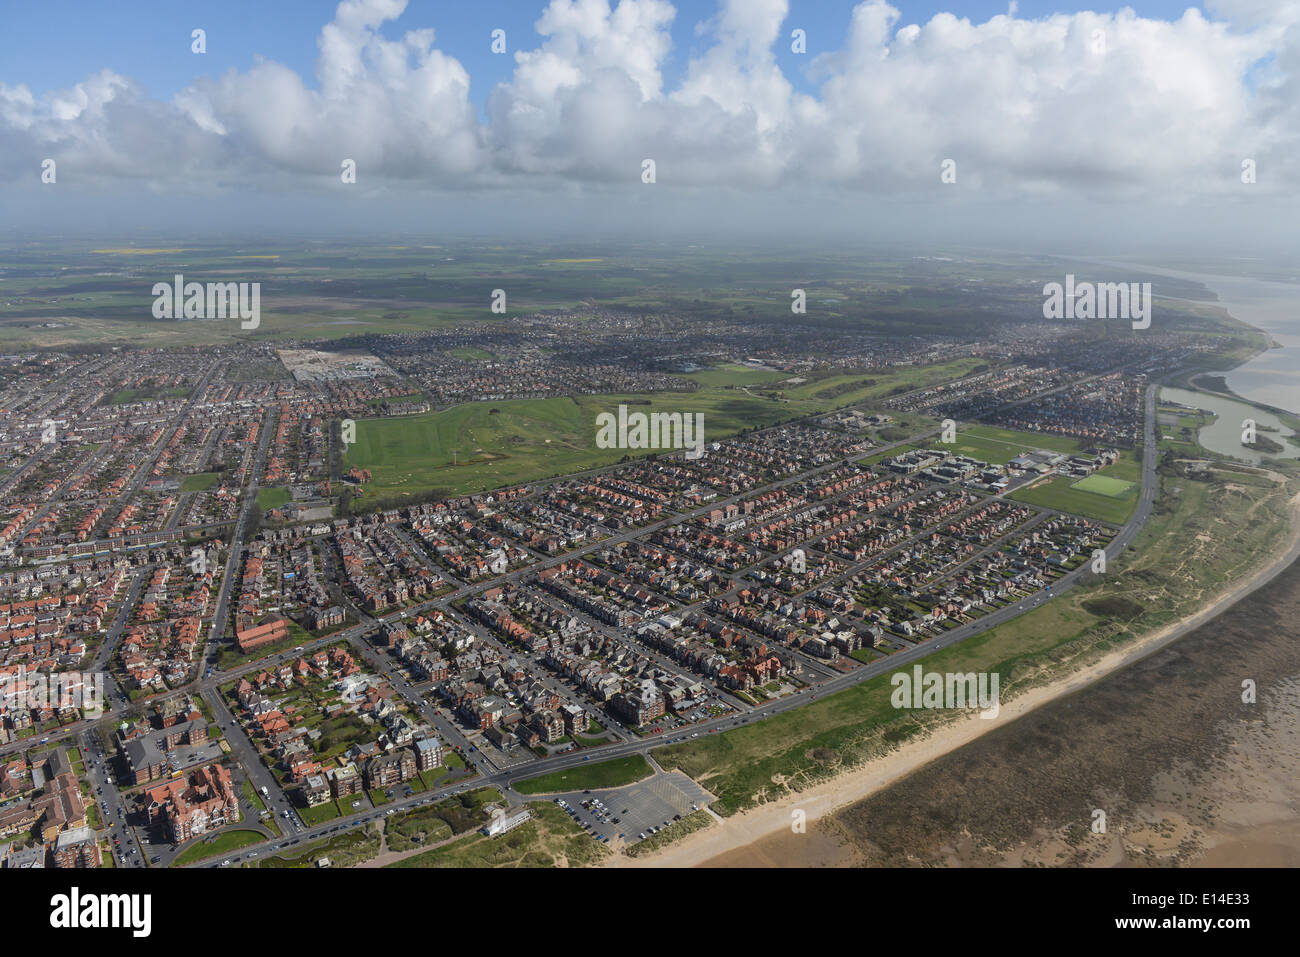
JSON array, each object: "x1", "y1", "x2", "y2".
[{"x1": 1161, "y1": 386, "x2": 1300, "y2": 464}]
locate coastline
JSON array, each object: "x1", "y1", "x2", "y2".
[
  {"x1": 609, "y1": 489, "x2": 1300, "y2": 869},
  {"x1": 1181, "y1": 372, "x2": 1300, "y2": 426}
]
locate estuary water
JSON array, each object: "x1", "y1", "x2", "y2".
[
  {"x1": 1161, "y1": 386, "x2": 1300, "y2": 465},
  {"x1": 1113, "y1": 262, "x2": 1300, "y2": 416}
]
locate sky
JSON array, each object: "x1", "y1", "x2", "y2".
[{"x1": 1, "y1": 0, "x2": 1298, "y2": 254}]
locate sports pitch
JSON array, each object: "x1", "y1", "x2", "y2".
[{"x1": 1071, "y1": 474, "x2": 1136, "y2": 498}]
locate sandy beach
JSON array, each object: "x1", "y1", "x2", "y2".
[{"x1": 609, "y1": 492, "x2": 1300, "y2": 869}]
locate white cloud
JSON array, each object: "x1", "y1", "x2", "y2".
[{"x1": 1, "y1": 0, "x2": 1296, "y2": 204}]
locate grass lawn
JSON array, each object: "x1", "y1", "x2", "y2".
[
  {"x1": 779, "y1": 359, "x2": 987, "y2": 407},
  {"x1": 242, "y1": 781, "x2": 282, "y2": 835},
  {"x1": 1072, "y1": 474, "x2": 1136, "y2": 497},
  {"x1": 862, "y1": 443, "x2": 921, "y2": 465},
  {"x1": 345, "y1": 392, "x2": 791, "y2": 500},
  {"x1": 513, "y1": 754, "x2": 653, "y2": 795},
  {"x1": 961, "y1": 424, "x2": 1084, "y2": 455},
  {"x1": 181, "y1": 471, "x2": 221, "y2": 491},
  {"x1": 383, "y1": 788, "x2": 499, "y2": 851},
  {"x1": 257, "y1": 487, "x2": 292, "y2": 511},
  {"x1": 242, "y1": 779, "x2": 267, "y2": 811},
  {"x1": 444, "y1": 751, "x2": 468, "y2": 770},
  {"x1": 943, "y1": 425, "x2": 1083, "y2": 464},
  {"x1": 377, "y1": 785, "x2": 501, "y2": 852},
  {"x1": 447, "y1": 346, "x2": 494, "y2": 360},
  {"x1": 1009, "y1": 475, "x2": 1138, "y2": 524},
  {"x1": 681, "y1": 363, "x2": 790, "y2": 388},
  {"x1": 108, "y1": 386, "x2": 189, "y2": 404},
  {"x1": 416, "y1": 769, "x2": 448, "y2": 790},
  {"x1": 299, "y1": 799, "x2": 345, "y2": 826},
  {"x1": 173, "y1": 828, "x2": 265, "y2": 865}
]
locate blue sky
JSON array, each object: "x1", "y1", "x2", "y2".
[
  {"x1": 2, "y1": 0, "x2": 1290, "y2": 252},
  {"x1": 1, "y1": 0, "x2": 1210, "y2": 105}
]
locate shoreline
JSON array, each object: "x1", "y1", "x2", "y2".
[
  {"x1": 611, "y1": 490, "x2": 1300, "y2": 869},
  {"x1": 1182, "y1": 373, "x2": 1300, "y2": 425}
]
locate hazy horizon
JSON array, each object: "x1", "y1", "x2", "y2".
[{"x1": 3, "y1": 0, "x2": 1300, "y2": 257}]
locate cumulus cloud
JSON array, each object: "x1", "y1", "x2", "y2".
[
  {"x1": 487, "y1": 0, "x2": 677, "y2": 180},
  {"x1": 800, "y1": 3, "x2": 1272, "y2": 194},
  {"x1": 1, "y1": 0, "x2": 1297, "y2": 204},
  {"x1": 177, "y1": 0, "x2": 482, "y2": 181}
]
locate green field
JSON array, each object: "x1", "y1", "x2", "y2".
[
  {"x1": 298, "y1": 799, "x2": 346, "y2": 826},
  {"x1": 513, "y1": 754, "x2": 653, "y2": 795},
  {"x1": 1010, "y1": 474, "x2": 1139, "y2": 524},
  {"x1": 948, "y1": 425, "x2": 1083, "y2": 464},
  {"x1": 110, "y1": 388, "x2": 189, "y2": 404},
  {"x1": 257, "y1": 487, "x2": 291, "y2": 511},
  {"x1": 181, "y1": 471, "x2": 221, "y2": 491},
  {"x1": 1071, "y1": 474, "x2": 1136, "y2": 497},
  {"x1": 962, "y1": 424, "x2": 1084, "y2": 454},
  {"x1": 681, "y1": 363, "x2": 790, "y2": 388},
  {"x1": 345, "y1": 358, "x2": 985, "y2": 501}
]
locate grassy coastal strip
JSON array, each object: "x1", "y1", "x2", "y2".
[
  {"x1": 387, "y1": 801, "x2": 608, "y2": 868},
  {"x1": 513, "y1": 754, "x2": 654, "y2": 795},
  {"x1": 252, "y1": 824, "x2": 384, "y2": 869},
  {"x1": 172, "y1": 829, "x2": 266, "y2": 865}
]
